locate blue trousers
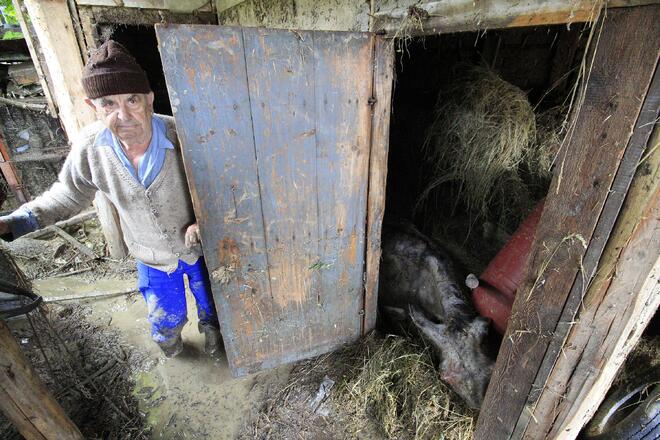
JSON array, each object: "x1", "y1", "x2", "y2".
[{"x1": 137, "y1": 257, "x2": 219, "y2": 344}]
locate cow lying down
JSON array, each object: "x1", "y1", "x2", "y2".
[{"x1": 379, "y1": 222, "x2": 494, "y2": 409}]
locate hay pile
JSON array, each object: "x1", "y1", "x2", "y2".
[
  {"x1": 420, "y1": 66, "x2": 562, "y2": 231},
  {"x1": 240, "y1": 333, "x2": 475, "y2": 440}
]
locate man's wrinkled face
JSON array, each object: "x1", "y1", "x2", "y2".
[{"x1": 85, "y1": 92, "x2": 154, "y2": 147}]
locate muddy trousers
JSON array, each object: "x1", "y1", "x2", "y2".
[{"x1": 137, "y1": 257, "x2": 219, "y2": 344}]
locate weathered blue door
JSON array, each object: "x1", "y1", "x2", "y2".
[{"x1": 156, "y1": 25, "x2": 392, "y2": 376}]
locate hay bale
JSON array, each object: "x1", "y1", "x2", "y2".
[
  {"x1": 524, "y1": 105, "x2": 566, "y2": 185},
  {"x1": 420, "y1": 66, "x2": 561, "y2": 229}
]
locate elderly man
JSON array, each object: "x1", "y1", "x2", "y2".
[{"x1": 0, "y1": 40, "x2": 222, "y2": 359}]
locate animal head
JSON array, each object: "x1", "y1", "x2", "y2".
[{"x1": 409, "y1": 306, "x2": 494, "y2": 409}]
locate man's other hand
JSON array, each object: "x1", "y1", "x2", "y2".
[{"x1": 185, "y1": 223, "x2": 201, "y2": 248}]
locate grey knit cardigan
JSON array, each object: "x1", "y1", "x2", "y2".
[{"x1": 22, "y1": 115, "x2": 201, "y2": 272}]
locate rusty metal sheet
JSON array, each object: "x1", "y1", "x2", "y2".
[{"x1": 156, "y1": 25, "x2": 380, "y2": 376}]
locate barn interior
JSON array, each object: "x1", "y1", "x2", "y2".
[{"x1": 385, "y1": 24, "x2": 587, "y2": 274}]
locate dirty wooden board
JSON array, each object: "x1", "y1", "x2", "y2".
[
  {"x1": 475, "y1": 6, "x2": 660, "y2": 439},
  {"x1": 521, "y1": 38, "x2": 660, "y2": 439},
  {"x1": 310, "y1": 31, "x2": 373, "y2": 343},
  {"x1": 364, "y1": 38, "x2": 394, "y2": 334},
  {"x1": 156, "y1": 25, "x2": 384, "y2": 375},
  {"x1": 156, "y1": 26, "x2": 271, "y2": 372}
]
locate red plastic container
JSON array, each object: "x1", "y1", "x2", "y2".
[{"x1": 471, "y1": 201, "x2": 545, "y2": 334}]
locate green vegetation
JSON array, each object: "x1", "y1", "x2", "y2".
[{"x1": 1, "y1": 0, "x2": 23, "y2": 40}]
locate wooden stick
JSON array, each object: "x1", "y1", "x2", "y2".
[
  {"x1": 43, "y1": 288, "x2": 136, "y2": 303},
  {"x1": 47, "y1": 225, "x2": 96, "y2": 260},
  {"x1": 50, "y1": 267, "x2": 93, "y2": 278},
  {"x1": 0, "y1": 96, "x2": 48, "y2": 112},
  {"x1": 21, "y1": 210, "x2": 96, "y2": 240},
  {"x1": 0, "y1": 318, "x2": 84, "y2": 439}
]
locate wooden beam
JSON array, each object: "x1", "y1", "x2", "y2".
[
  {"x1": 11, "y1": 0, "x2": 58, "y2": 117},
  {"x1": 474, "y1": 5, "x2": 660, "y2": 439},
  {"x1": 0, "y1": 318, "x2": 84, "y2": 439},
  {"x1": 372, "y1": 0, "x2": 655, "y2": 36},
  {"x1": 0, "y1": 126, "x2": 30, "y2": 204},
  {"x1": 74, "y1": 0, "x2": 214, "y2": 12},
  {"x1": 520, "y1": 58, "x2": 660, "y2": 440},
  {"x1": 364, "y1": 37, "x2": 394, "y2": 334},
  {"x1": 535, "y1": 97, "x2": 660, "y2": 440},
  {"x1": 22, "y1": 0, "x2": 96, "y2": 140},
  {"x1": 21, "y1": 210, "x2": 96, "y2": 240}
]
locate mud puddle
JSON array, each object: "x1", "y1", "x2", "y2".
[{"x1": 35, "y1": 275, "x2": 289, "y2": 439}]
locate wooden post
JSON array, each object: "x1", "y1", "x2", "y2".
[
  {"x1": 474, "y1": 5, "x2": 660, "y2": 439},
  {"x1": 528, "y1": 95, "x2": 660, "y2": 440},
  {"x1": 0, "y1": 318, "x2": 84, "y2": 439},
  {"x1": 0, "y1": 125, "x2": 30, "y2": 204},
  {"x1": 364, "y1": 37, "x2": 394, "y2": 334},
  {"x1": 11, "y1": 0, "x2": 58, "y2": 116},
  {"x1": 22, "y1": 0, "x2": 126, "y2": 258},
  {"x1": 21, "y1": 0, "x2": 95, "y2": 138}
]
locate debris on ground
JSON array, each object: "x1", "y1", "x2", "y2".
[
  {"x1": 4, "y1": 216, "x2": 135, "y2": 281},
  {"x1": 239, "y1": 332, "x2": 475, "y2": 440},
  {"x1": 0, "y1": 303, "x2": 152, "y2": 440}
]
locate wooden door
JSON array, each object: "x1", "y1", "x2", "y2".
[{"x1": 156, "y1": 25, "x2": 392, "y2": 376}]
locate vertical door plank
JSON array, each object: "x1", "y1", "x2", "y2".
[
  {"x1": 156, "y1": 25, "x2": 272, "y2": 374},
  {"x1": 313, "y1": 32, "x2": 374, "y2": 342},
  {"x1": 242, "y1": 27, "x2": 322, "y2": 362},
  {"x1": 364, "y1": 37, "x2": 394, "y2": 334}
]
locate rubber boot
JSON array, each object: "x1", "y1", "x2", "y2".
[
  {"x1": 200, "y1": 323, "x2": 223, "y2": 360},
  {"x1": 157, "y1": 335, "x2": 183, "y2": 358}
]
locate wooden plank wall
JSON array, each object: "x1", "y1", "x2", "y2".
[
  {"x1": 521, "y1": 61, "x2": 660, "y2": 440},
  {"x1": 553, "y1": 123, "x2": 660, "y2": 438},
  {"x1": 475, "y1": 5, "x2": 660, "y2": 439},
  {"x1": 156, "y1": 25, "x2": 386, "y2": 375}
]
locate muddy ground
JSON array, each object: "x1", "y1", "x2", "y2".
[
  {"x1": 2, "y1": 219, "x2": 289, "y2": 439},
  {"x1": 1, "y1": 217, "x2": 395, "y2": 439},
  {"x1": 2, "y1": 216, "x2": 474, "y2": 440}
]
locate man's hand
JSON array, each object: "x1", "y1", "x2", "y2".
[{"x1": 185, "y1": 223, "x2": 201, "y2": 248}]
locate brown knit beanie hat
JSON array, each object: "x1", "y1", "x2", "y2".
[{"x1": 82, "y1": 40, "x2": 150, "y2": 99}]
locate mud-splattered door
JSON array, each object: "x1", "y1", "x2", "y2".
[{"x1": 156, "y1": 25, "x2": 392, "y2": 376}]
